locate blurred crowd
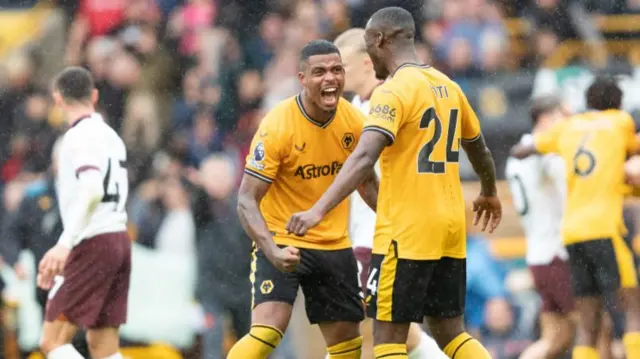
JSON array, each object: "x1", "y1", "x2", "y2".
[{"x1": 0, "y1": 0, "x2": 638, "y2": 358}]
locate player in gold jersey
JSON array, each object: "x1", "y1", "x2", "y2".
[
  {"x1": 227, "y1": 40, "x2": 378, "y2": 359},
  {"x1": 511, "y1": 77, "x2": 640, "y2": 359},
  {"x1": 287, "y1": 7, "x2": 500, "y2": 359}
]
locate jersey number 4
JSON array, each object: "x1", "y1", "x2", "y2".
[
  {"x1": 102, "y1": 158, "x2": 127, "y2": 212},
  {"x1": 418, "y1": 107, "x2": 460, "y2": 173}
]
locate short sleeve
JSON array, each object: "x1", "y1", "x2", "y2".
[
  {"x1": 363, "y1": 87, "x2": 403, "y2": 144},
  {"x1": 244, "y1": 120, "x2": 282, "y2": 184},
  {"x1": 459, "y1": 91, "x2": 482, "y2": 142},
  {"x1": 534, "y1": 120, "x2": 566, "y2": 155}
]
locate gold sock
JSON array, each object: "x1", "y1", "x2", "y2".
[
  {"x1": 227, "y1": 324, "x2": 283, "y2": 359},
  {"x1": 624, "y1": 332, "x2": 640, "y2": 359},
  {"x1": 572, "y1": 346, "x2": 599, "y2": 359},
  {"x1": 443, "y1": 332, "x2": 491, "y2": 359},
  {"x1": 373, "y1": 343, "x2": 407, "y2": 358},
  {"x1": 327, "y1": 336, "x2": 363, "y2": 358}
]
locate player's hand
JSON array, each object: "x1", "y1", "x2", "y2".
[
  {"x1": 269, "y1": 246, "x2": 300, "y2": 273},
  {"x1": 37, "y1": 244, "x2": 70, "y2": 290},
  {"x1": 286, "y1": 209, "x2": 323, "y2": 236},
  {"x1": 472, "y1": 195, "x2": 502, "y2": 233}
]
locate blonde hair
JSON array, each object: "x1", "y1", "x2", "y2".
[{"x1": 333, "y1": 28, "x2": 366, "y2": 54}]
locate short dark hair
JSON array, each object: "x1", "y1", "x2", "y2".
[
  {"x1": 369, "y1": 7, "x2": 416, "y2": 41},
  {"x1": 53, "y1": 66, "x2": 94, "y2": 102},
  {"x1": 586, "y1": 76, "x2": 622, "y2": 111},
  {"x1": 530, "y1": 96, "x2": 562, "y2": 125},
  {"x1": 300, "y1": 39, "x2": 341, "y2": 65}
]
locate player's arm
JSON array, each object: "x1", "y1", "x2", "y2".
[
  {"x1": 240, "y1": 121, "x2": 299, "y2": 272},
  {"x1": 356, "y1": 168, "x2": 379, "y2": 212},
  {"x1": 308, "y1": 132, "x2": 386, "y2": 220},
  {"x1": 237, "y1": 176, "x2": 280, "y2": 257},
  {"x1": 462, "y1": 135, "x2": 497, "y2": 197},
  {"x1": 57, "y1": 141, "x2": 105, "y2": 249},
  {"x1": 351, "y1": 108, "x2": 380, "y2": 212},
  {"x1": 511, "y1": 119, "x2": 565, "y2": 159},
  {"x1": 286, "y1": 87, "x2": 398, "y2": 235},
  {"x1": 459, "y1": 89, "x2": 501, "y2": 231}
]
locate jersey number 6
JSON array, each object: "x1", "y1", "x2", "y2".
[
  {"x1": 573, "y1": 135, "x2": 596, "y2": 177},
  {"x1": 418, "y1": 107, "x2": 460, "y2": 174},
  {"x1": 102, "y1": 158, "x2": 128, "y2": 212}
]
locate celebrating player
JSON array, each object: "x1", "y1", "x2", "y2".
[
  {"x1": 287, "y1": 7, "x2": 499, "y2": 359},
  {"x1": 228, "y1": 40, "x2": 378, "y2": 359},
  {"x1": 506, "y1": 96, "x2": 575, "y2": 359},
  {"x1": 37, "y1": 67, "x2": 131, "y2": 359},
  {"x1": 333, "y1": 28, "x2": 448, "y2": 359},
  {"x1": 511, "y1": 77, "x2": 640, "y2": 359}
]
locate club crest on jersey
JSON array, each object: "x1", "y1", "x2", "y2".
[
  {"x1": 260, "y1": 280, "x2": 274, "y2": 294},
  {"x1": 342, "y1": 133, "x2": 355, "y2": 149}
]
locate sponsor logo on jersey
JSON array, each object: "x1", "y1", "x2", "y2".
[
  {"x1": 369, "y1": 104, "x2": 396, "y2": 123},
  {"x1": 294, "y1": 161, "x2": 343, "y2": 180}
]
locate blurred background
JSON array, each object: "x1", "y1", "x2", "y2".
[{"x1": 0, "y1": 0, "x2": 638, "y2": 358}]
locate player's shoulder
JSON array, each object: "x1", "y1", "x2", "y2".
[{"x1": 258, "y1": 96, "x2": 299, "y2": 132}]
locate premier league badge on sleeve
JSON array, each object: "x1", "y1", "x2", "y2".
[
  {"x1": 254, "y1": 142, "x2": 265, "y2": 161},
  {"x1": 250, "y1": 141, "x2": 266, "y2": 170}
]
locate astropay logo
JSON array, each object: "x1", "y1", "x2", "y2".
[{"x1": 294, "y1": 161, "x2": 343, "y2": 180}]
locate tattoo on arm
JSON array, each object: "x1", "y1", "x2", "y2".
[{"x1": 462, "y1": 135, "x2": 497, "y2": 196}]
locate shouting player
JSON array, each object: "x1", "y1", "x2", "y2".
[
  {"x1": 333, "y1": 28, "x2": 448, "y2": 359},
  {"x1": 37, "y1": 66, "x2": 131, "y2": 359},
  {"x1": 506, "y1": 96, "x2": 575, "y2": 359},
  {"x1": 287, "y1": 7, "x2": 500, "y2": 359},
  {"x1": 228, "y1": 40, "x2": 377, "y2": 359},
  {"x1": 511, "y1": 77, "x2": 640, "y2": 359}
]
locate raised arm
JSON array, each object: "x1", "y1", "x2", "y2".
[{"x1": 509, "y1": 142, "x2": 539, "y2": 160}]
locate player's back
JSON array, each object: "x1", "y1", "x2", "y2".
[
  {"x1": 58, "y1": 113, "x2": 129, "y2": 242},
  {"x1": 365, "y1": 64, "x2": 482, "y2": 260},
  {"x1": 535, "y1": 109, "x2": 635, "y2": 243},
  {"x1": 505, "y1": 135, "x2": 567, "y2": 265}
]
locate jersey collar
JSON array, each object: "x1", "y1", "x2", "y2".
[
  {"x1": 392, "y1": 62, "x2": 431, "y2": 77},
  {"x1": 71, "y1": 114, "x2": 93, "y2": 128},
  {"x1": 296, "y1": 94, "x2": 336, "y2": 129}
]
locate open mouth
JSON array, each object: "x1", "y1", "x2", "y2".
[{"x1": 321, "y1": 87, "x2": 339, "y2": 107}]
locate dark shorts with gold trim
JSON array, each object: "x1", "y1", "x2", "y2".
[
  {"x1": 566, "y1": 237, "x2": 638, "y2": 297},
  {"x1": 251, "y1": 245, "x2": 364, "y2": 324},
  {"x1": 366, "y1": 241, "x2": 466, "y2": 323}
]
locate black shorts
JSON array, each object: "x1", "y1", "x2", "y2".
[
  {"x1": 367, "y1": 241, "x2": 466, "y2": 323},
  {"x1": 251, "y1": 245, "x2": 364, "y2": 324},
  {"x1": 566, "y1": 237, "x2": 638, "y2": 297}
]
